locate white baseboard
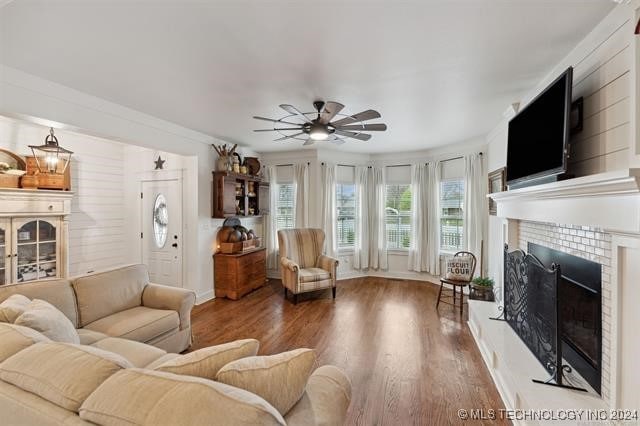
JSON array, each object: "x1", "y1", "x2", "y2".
[
  {"x1": 267, "y1": 268, "x2": 438, "y2": 284},
  {"x1": 365, "y1": 270, "x2": 438, "y2": 282},
  {"x1": 195, "y1": 290, "x2": 215, "y2": 305}
]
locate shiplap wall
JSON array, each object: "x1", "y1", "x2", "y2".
[
  {"x1": 488, "y1": 8, "x2": 634, "y2": 180},
  {"x1": 485, "y1": 5, "x2": 636, "y2": 287},
  {"x1": 0, "y1": 116, "x2": 127, "y2": 276},
  {"x1": 568, "y1": 18, "x2": 633, "y2": 176}
]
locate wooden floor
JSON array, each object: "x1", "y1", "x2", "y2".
[{"x1": 192, "y1": 277, "x2": 510, "y2": 426}]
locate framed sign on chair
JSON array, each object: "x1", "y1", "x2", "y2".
[{"x1": 488, "y1": 167, "x2": 506, "y2": 215}]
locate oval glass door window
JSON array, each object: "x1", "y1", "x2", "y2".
[{"x1": 153, "y1": 194, "x2": 169, "y2": 248}]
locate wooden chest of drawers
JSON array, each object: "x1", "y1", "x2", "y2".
[{"x1": 213, "y1": 247, "x2": 267, "y2": 300}]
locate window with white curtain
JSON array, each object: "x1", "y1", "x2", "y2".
[
  {"x1": 275, "y1": 183, "x2": 295, "y2": 231},
  {"x1": 336, "y1": 183, "x2": 356, "y2": 248},
  {"x1": 385, "y1": 165, "x2": 412, "y2": 250},
  {"x1": 385, "y1": 183, "x2": 412, "y2": 250},
  {"x1": 440, "y1": 179, "x2": 464, "y2": 252}
]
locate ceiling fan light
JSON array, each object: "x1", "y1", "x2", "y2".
[
  {"x1": 309, "y1": 122, "x2": 329, "y2": 140},
  {"x1": 309, "y1": 129, "x2": 328, "y2": 140}
]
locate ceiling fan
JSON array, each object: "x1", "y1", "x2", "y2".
[{"x1": 253, "y1": 101, "x2": 387, "y2": 146}]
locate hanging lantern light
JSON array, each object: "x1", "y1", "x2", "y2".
[{"x1": 28, "y1": 128, "x2": 73, "y2": 174}]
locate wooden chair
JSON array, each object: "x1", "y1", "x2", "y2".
[{"x1": 436, "y1": 251, "x2": 477, "y2": 314}]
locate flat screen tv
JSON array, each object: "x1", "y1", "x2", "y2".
[{"x1": 506, "y1": 67, "x2": 573, "y2": 187}]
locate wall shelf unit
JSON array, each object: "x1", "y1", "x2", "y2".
[{"x1": 211, "y1": 171, "x2": 269, "y2": 219}]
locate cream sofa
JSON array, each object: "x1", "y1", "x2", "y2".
[
  {"x1": 0, "y1": 264, "x2": 195, "y2": 353},
  {"x1": 0, "y1": 323, "x2": 352, "y2": 425}
]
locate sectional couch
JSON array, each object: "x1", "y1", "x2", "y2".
[
  {"x1": 0, "y1": 265, "x2": 352, "y2": 425},
  {"x1": 0, "y1": 264, "x2": 195, "y2": 353}
]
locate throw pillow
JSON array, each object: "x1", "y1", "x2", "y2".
[
  {"x1": 0, "y1": 294, "x2": 31, "y2": 323},
  {"x1": 0, "y1": 322, "x2": 50, "y2": 362},
  {"x1": 445, "y1": 255, "x2": 473, "y2": 281},
  {"x1": 79, "y1": 369, "x2": 286, "y2": 426},
  {"x1": 154, "y1": 338, "x2": 259, "y2": 379},
  {"x1": 216, "y1": 348, "x2": 317, "y2": 416},
  {"x1": 0, "y1": 342, "x2": 132, "y2": 412},
  {"x1": 14, "y1": 299, "x2": 80, "y2": 344}
]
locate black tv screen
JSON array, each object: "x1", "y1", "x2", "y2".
[{"x1": 507, "y1": 67, "x2": 572, "y2": 186}]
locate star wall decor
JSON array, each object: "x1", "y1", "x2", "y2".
[{"x1": 154, "y1": 155, "x2": 165, "y2": 170}]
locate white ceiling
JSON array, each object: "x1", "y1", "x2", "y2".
[{"x1": 0, "y1": 0, "x2": 614, "y2": 153}]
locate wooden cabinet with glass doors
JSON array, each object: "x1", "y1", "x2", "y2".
[
  {"x1": 0, "y1": 188, "x2": 72, "y2": 286},
  {"x1": 0, "y1": 218, "x2": 61, "y2": 285}
]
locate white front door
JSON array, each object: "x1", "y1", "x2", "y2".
[{"x1": 141, "y1": 178, "x2": 183, "y2": 287}]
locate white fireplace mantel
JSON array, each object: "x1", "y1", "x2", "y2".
[
  {"x1": 479, "y1": 168, "x2": 640, "y2": 413},
  {"x1": 489, "y1": 169, "x2": 640, "y2": 234}
]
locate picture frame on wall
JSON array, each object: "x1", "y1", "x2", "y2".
[{"x1": 488, "y1": 167, "x2": 506, "y2": 216}]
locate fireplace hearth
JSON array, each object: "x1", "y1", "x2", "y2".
[{"x1": 503, "y1": 243, "x2": 602, "y2": 394}]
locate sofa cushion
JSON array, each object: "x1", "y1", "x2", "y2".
[
  {"x1": 0, "y1": 322, "x2": 50, "y2": 362},
  {"x1": 298, "y1": 268, "x2": 330, "y2": 283},
  {"x1": 0, "y1": 294, "x2": 31, "y2": 323},
  {"x1": 77, "y1": 329, "x2": 109, "y2": 345},
  {"x1": 283, "y1": 365, "x2": 352, "y2": 426},
  {"x1": 0, "y1": 279, "x2": 78, "y2": 327},
  {"x1": 216, "y1": 348, "x2": 317, "y2": 416},
  {"x1": 15, "y1": 299, "x2": 80, "y2": 344},
  {"x1": 79, "y1": 368, "x2": 286, "y2": 426},
  {"x1": 144, "y1": 353, "x2": 180, "y2": 369},
  {"x1": 0, "y1": 342, "x2": 132, "y2": 412},
  {"x1": 154, "y1": 339, "x2": 259, "y2": 379},
  {"x1": 0, "y1": 380, "x2": 89, "y2": 426},
  {"x1": 91, "y1": 337, "x2": 167, "y2": 368},
  {"x1": 72, "y1": 264, "x2": 149, "y2": 327},
  {"x1": 83, "y1": 306, "x2": 179, "y2": 343}
]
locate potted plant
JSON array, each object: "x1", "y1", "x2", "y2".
[{"x1": 470, "y1": 277, "x2": 495, "y2": 301}]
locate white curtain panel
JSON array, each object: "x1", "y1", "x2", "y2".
[
  {"x1": 263, "y1": 165, "x2": 279, "y2": 270},
  {"x1": 293, "y1": 163, "x2": 309, "y2": 228},
  {"x1": 463, "y1": 153, "x2": 487, "y2": 276},
  {"x1": 320, "y1": 163, "x2": 337, "y2": 257},
  {"x1": 354, "y1": 166, "x2": 388, "y2": 270},
  {"x1": 408, "y1": 162, "x2": 440, "y2": 274},
  {"x1": 353, "y1": 166, "x2": 369, "y2": 270},
  {"x1": 369, "y1": 166, "x2": 388, "y2": 270}
]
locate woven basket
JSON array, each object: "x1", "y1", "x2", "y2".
[{"x1": 219, "y1": 239, "x2": 258, "y2": 254}]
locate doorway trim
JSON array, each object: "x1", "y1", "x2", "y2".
[{"x1": 137, "y1": 169, "x2": 186, "y2": 288}]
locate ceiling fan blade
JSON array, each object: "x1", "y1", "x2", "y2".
[
  {"x1": 336, "y1": 123, "x2": 387, "y2": 132},
  {"x1": 319, "y1": 101, "x2": 345, "y2": 124},
  {"x1": 254, "y1": 127, "x2": 303, "y2": 132},
  {"x1": 331, "y1": 110, "x2": 381, "y2": 127},
  {"x1": 303, "y1": 139, "x2": 315, "y2": 146},
  {"x1": 334, "y1": 130, "x2": 372, "y2": 141},
  {"x1": 253, "y1": 116, "x2": 304, "y2": 126},
  {"x1": 279, "y1": 104, "x2": 310, "y2": 123},
  {"x1": 274, "y1": 132, "x2": 305, "y2": 141}
]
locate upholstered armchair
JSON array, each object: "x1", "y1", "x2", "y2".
[{"x1": 277, "y1": 228, "x2": 339, "y2": 304}]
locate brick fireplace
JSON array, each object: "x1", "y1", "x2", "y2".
[
  {"x1": 518, "y1": 221, "x2": 612, "y2": 402},
  {"x1": 473, "y1": 169, "x2": 640, "y2": 414}
]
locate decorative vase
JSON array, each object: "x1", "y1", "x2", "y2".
[{"x1": 217, "y1": 157, "x2": 228, "y2": 172}]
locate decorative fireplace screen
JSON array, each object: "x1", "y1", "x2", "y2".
[{"x1": 504, "y1": 246, "x2": 560, "y2": 377}]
